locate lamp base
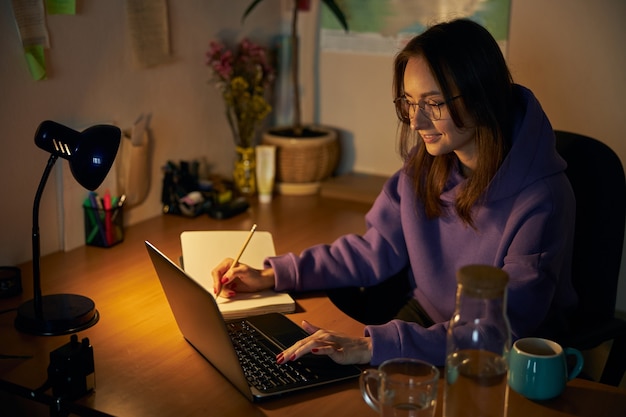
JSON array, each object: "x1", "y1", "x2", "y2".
[{"x1": 15, "y1": 294, "x2": 99, "y2": 336}]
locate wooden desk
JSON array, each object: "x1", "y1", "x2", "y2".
[{"x1": 1, "y1": 195, "x2": 625, "y2": 416}]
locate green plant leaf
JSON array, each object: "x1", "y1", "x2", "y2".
[
  {"x1": 243, "y1": 0, "x2": 349, "y2": 32},
  {"x1": 322, "y1": 0, "x2": 349, "y2": 32},
  {"x1": 242, "y1": 0, "x2": 265, "y2": 23}
]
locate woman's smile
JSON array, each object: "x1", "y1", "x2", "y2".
[{"x1": 420, "y1": 131, "x2": 442, "y2": 144}]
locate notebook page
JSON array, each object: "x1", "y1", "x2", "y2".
[{"x1": 180, "y1": 230, "x2": 295, "y2": 319}]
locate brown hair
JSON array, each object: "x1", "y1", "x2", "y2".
[{"x1": 393, "y1": 19, "x2": 514, "y2": 226}]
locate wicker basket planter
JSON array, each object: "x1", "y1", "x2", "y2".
[{"x1": 262, "y1": 126, "x2": 339, "y2": 195}]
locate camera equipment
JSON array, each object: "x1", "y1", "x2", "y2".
[{"x1": 47, "y1": 334, "x2": 95, "y2": 400}]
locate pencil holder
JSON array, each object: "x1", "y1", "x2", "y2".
[{"x1": 83, "y1": 205, "x2": 124, "y2": 248}]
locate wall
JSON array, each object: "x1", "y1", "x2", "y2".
[
  {"x1": 0, "y1": 0, "x2": 281, "y2": 263},
  {"x1": 0, "y1": 1, "x2": 624, "y2": 311},
  {"x1": 318, "y1": 0, "x2": 626, "y2": 311}
]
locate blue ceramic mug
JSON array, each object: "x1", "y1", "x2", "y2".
[{"x1": 508, "y1": 337, "x2": 584, "y2": 400}]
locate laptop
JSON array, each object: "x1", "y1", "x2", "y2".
[{"x1": 144, "y1": 241, "x2": 362, "y2": 402}]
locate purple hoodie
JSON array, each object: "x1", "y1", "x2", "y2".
[{"x1": 266, "y1": 85, "x2": 577, "y2": 366}]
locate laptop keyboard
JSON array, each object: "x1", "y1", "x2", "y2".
[{"x1": 227, "y1": 320, "x2": 318, "y2": 392}]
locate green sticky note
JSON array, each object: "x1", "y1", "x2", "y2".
[
  {"x1": 24, "y1": 45, "x2": 46, "y2": 81},
  {"x1": 46, "y1": 0, "x2": 76, "y2": 15}
]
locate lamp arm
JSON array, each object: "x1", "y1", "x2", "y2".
[{"x1": 32, "y1": 154, "x2": 59, "y2": 318}]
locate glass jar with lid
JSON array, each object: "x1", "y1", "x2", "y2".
[{"x1": 443, "y1": 264, "x2": 512, "y2": 417}]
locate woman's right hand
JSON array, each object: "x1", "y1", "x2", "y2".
[{"x1": 211, "y1": 258, "x2": 275, "y2": 297}]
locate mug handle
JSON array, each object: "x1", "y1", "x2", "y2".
[
  {"x1": 564, "y1": 347, "x2": 584, "y2": 381},
  {"x1": 360, "y1": 369, "x2": 383, "y2": 412}
]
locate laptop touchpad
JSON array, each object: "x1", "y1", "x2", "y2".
[{"x1": 246, "y1": 313, "x2": 309, "y2": 348}]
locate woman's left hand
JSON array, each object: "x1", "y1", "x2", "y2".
[{"x1": 276, "y1": 320, "x2": 372, "y2": 365}]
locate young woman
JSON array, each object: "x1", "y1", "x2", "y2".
[{"x1": 212, "y1": 19, "x2": 577, "y2": 367}]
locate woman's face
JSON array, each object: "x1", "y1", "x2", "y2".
[{"x1": 403, "y1": 55, "x2": 477, "y2": 172}]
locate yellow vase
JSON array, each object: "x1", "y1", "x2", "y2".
[{"x1": 233, "y1": 146, "x2": 256, "y2": 195}]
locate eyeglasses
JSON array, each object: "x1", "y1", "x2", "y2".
[{"x1": 393, "y1": 95, "x2": 461, "y2": 122}]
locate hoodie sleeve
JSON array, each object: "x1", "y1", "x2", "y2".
[
  {"x1": 365, "y1": 320, "x2": 448, "y2": 366},
  {"x1": 266, "y1": 172, "x2": 410, "y2": 293}
]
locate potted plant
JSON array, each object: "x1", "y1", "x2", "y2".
[
  {"x1": 205, "y1": 38, "x2": 275, "y2": 194},
  {"x1": 243, "y1": 0, "x2": 349, "y2": 194}
]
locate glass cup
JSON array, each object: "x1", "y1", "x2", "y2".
[
  {"x1": 508, "y1": 337, "x2": 584, "y2": 400},
  {"x1": 360, "y1": 358, "x2": 439, "y2": 417}
]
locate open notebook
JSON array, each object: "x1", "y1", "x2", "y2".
[{"x1": 180, "y1": 230, "x2": 295, "y2": 319}]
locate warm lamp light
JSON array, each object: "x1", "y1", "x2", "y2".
[{"x1": 15, "y1": 120, "x2": 121, "y2": 335}]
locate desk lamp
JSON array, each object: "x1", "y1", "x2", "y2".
[{"x1": 15, "y1": 120, "x2": 121, "y2": 335}]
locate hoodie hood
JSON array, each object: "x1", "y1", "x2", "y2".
[
  {"x1": 486, "y1": 85, "x2": 566, "y2": 202},
  {"x1": 441, "y1": 84, "x2": 566, "y2": 203}
]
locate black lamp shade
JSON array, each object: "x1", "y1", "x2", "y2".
[
  {"x1": 15, "y1": 120, "x2": 121, "y2": 336},
  {"x1": 34, "y1": 120, "x2": 121, "y2": 190}
]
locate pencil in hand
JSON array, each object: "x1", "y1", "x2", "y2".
[{"x1": 216, "y1": 223, "x2": 257, "y2": 298}]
